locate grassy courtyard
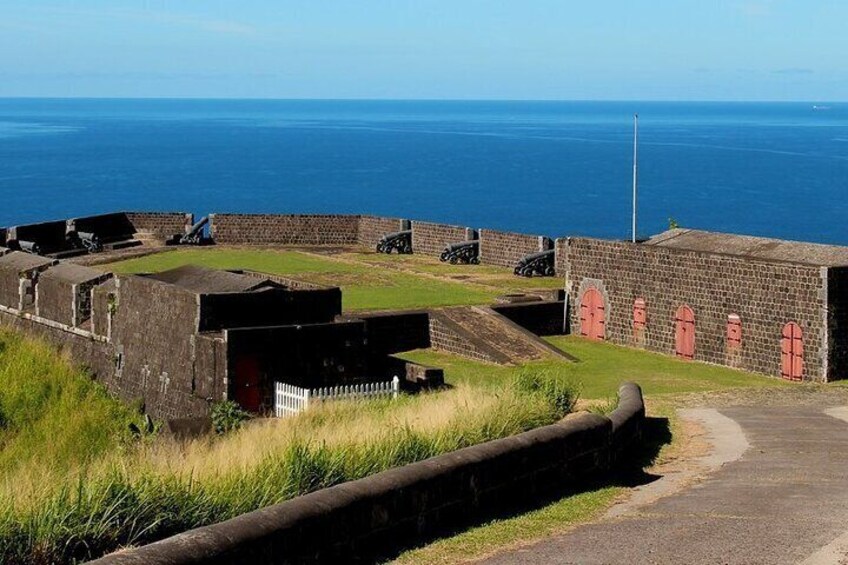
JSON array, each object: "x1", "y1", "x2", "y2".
[{"x1": 102, "y1": 247, "x2": 562, "y2": 311}]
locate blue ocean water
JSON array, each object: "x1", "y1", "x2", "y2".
[{"x1": 1, "y1": 98, "x2": 846, "y2": 244}]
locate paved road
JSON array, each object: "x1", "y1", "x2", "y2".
[{"x1": 482, "y1": 405, "x2": 848, "y2": 565}]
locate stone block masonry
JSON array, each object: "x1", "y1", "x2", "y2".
[
  {"x1": 357, "y1": 215, "x2": 408, "y2": 250},
  {"x1": 210, "y1": 213, "x2": 360, "y2": 246},
  {"x1": 411, "y1": 220, "x2": 474, "y2": 257},
  {"x1": 566, "y1": 237, "x2": 829, "y2": 381},
  {"x1": 123, "y1": 212, "x2": 193, "y2": 240},
  {"x1": 479, "y1": 229, "x2": 551, "y2": 268}
]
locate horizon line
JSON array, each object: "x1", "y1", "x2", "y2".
[{"x1": 0, "y1": 95, "x2": 845, "y2": 104}]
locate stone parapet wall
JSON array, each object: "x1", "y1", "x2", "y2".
[
  {"x1": 411, "y1": 220, "x2": 473, "y2": 257},
  {"x1": 358, "y1": 215, "x2": 407, "y2": 249},
  {"x1": 479, "y1": 229, "x2": 550, "y2": 268},
  {"x1": 566, "y1": 237, "x2": 827, "y2": 380},
  {"x1": 124, "y1": 212, "x2": 192, "y2": 240},
  {"x1": 209, "y1": 213, "x2": 359, "y2": 246},
  {"x1": 88, "y1": 384, "x2": 645, "y2": 565}
]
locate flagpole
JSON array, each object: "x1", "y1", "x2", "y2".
[{"x1": 631, "y1": 113, "x2": 639, "y2": 243}]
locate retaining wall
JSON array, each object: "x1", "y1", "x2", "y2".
[
  {"x1": 209, "y1": 213, "x2": 360, "y2": 246},
  {"x1": 90, "y1": 383, "x2": 645, "y2": 565},
  {"x1": 479, "y1": 229, "x2": 550, "y2": 268}
]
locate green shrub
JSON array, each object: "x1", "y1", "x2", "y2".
[
  {"x1": 210, "y1": 400, "x2": 250, "y2": 434},
  {"x1": 511, "y1": 368, "x2": 581, "y2": 417}
]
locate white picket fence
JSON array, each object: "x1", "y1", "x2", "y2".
[{"x1": 275, "y1": 376, "x2": 401, "y2": 417}]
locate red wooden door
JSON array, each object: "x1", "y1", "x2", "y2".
[
  {"x1": 233, "y1": 356, "x2": 262, "y2": 412},
  {"x1": 781, "y1": 322, "x2": 804, "y2": 381},
  {"x1": 579, "y1": 288, "x2": 605, "y2": 340},
  {"x1": 674, "y1": 305, "x2": 695, "y2": 359}
]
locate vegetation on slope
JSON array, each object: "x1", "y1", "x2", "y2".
[{"x1": 0, "y1": 329, "x2": 578, "y2": 564}]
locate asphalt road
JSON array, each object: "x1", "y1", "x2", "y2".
[{"x1": 481, "y1": 403, "x2": 848, "y2": 565}]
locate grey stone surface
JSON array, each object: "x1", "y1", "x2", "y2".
[{"x1": 482, "y1": 405, "x2": 848, "y2": 565}]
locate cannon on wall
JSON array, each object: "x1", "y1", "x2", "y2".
[
  {"x1": 180, "y1": 216, "x2": 209, "y2": 245},
  {"x1": 9, "y1": 240, "x2": 42, "y2": 255},
  {"x1": 376, "y1": 230, "x2": 412, "y2": 254},
  {"x1": 440, "y1": 240, "x2": 480, "y2": 265},
  {"x1": 514, "y1": 249, "x2": 555, "y2": 277},
  {"x1": 67, "y1": 230, "x2": 103, "y2": 253}
]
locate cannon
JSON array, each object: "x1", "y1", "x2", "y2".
[
  {"x1": 180, "y1": 216, "x2": 209, "y2": 245},
  {"x1": 67, "y1": 230, "x2": 102, "y2": 253},
  {"x1": 376, "y1": 230, "x2": 412, "y2": 254},
  {"x1": 439, "y1": 240, "x2": 480, "y2": 265},
  {"x1": 514, "y1": 249, "x2": 555, "y2": 277},
  {"x1": 14, "y1": 240, "x2": 42, "y2": 255}
]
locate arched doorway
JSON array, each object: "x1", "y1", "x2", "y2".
[
  {"x1": 579, "y1": 287, "x2": 605, "y2": 340},
  {"x1": 781, "y1": 322, "x2": 804, "y2": 381},
  {"x1": 674, "y1": 305, "x2": 695, "y2": 359}
]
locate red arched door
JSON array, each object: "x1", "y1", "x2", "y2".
[
  {"x1": 233, "y1": 355, "x2": 262, "y2": 412},
  {"x1": 781, "y1": 322, "x2": 804, "y2": 381},
  {"x1": 579, "y1": 288, "x2": 605, "y2": 340},
  {"x1": 675, "y1": 305, "x2": 695, "y2": 359}
]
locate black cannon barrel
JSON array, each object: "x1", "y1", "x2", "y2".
[
  {"x1": 444, "y1": 240, "x2": 479, "y2": 252},
  {"x1": 517, "y1": 249, "x2": 554, "y2": 265},
  {"x1": 17, "y1": 240, "x2": 42, "y2": 255},
  {"x1": 380, "y1": 229, "x2": 412, "y2": 241}
]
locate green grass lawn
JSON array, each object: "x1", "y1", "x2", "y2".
[
  {"x1": 403, "y1": 335, "x2": 790, "y2": 401},
  {"x1": 104, "y1": 248, "x2": 503, "y2": 311}
]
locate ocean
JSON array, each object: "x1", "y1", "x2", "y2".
[{"x1": 1, "y1": 98, "x2": 846, "y2": 244}]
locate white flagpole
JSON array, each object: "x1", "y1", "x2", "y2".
[{"x1": 632, "y1": 113, "x2": 639, "y2": 243}]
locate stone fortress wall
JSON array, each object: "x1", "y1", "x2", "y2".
[{"x1": 1, "y1": 208, "x2": 845, "y2": 426}]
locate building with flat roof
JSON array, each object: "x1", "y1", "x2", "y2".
[{"x1": 565, "y1": 229, "x2": 848, "y2": 382}]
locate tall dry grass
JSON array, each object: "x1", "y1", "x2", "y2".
[{"x1": 0, "y1": 328, "x2": 579, "y2": 564}]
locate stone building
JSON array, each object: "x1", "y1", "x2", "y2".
[{"x1": 565, "y1": 229, "x2": 848, "y2": 382}]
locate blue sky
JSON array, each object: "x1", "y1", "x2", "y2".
[{"x1": 1, "y1": 1, "x2": 845, "y2": 100}]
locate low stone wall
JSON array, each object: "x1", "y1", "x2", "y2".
[
  {"x1": 491, "y1": 300, "x2": 566, "y2": 336},
  {"x1": 411, "y1": 220, "x2": 473, "y2": 257},
  {"x1": 89, "y1": 383, "x2": 644, "y2": 565},
  {"x1": 358, "y1": 215, "x2": 407, "y2": 250},
  {"x1": 479, "y1": 229, "x2": 550, "y2": 268},
  {"x1": 209, "y1": 213, "x2": 359, "y2": 246}
]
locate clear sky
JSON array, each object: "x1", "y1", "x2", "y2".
[{"x1": 1, "y1": 0, "x2": 845, "y2": 100}]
